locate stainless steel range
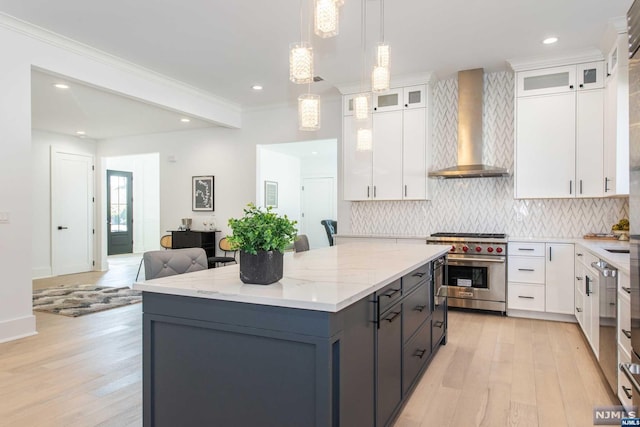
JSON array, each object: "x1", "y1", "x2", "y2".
[{"x1": 427, "y1": 232, "x2": 507, "y2": 313}]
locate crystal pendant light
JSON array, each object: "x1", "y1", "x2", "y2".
[
  {"x1": 353, "y1": 93, "x2": 370, "y2": 120},
  {"x1": 356, "y1": 127, "x2": 373, "y2": 151},
  {"x1": 298, "y1": 93, "x2": 321, "y2": 131},
  {"x1": 376, "y1": 43, "x2": 390, "y2": 68},
  {"x1": 289, "y1": 42, "x2": 314, "y2": 84},
  {"x1": 314, "y1": 0, "x2": 339, "y2": 38},
  {"x1": 372, "y1": 65, "x2": 390, "y2": 92},
  {"x1": 371, "y1": 0, "x2": 390, "y2": 92}
]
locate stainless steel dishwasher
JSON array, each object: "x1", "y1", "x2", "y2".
[{"x1": 592, "y1": 260, "x2": 618, "y2": 393}]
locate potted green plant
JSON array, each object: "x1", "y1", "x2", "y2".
[{"x1": 227, "y1": 203, "x2": 298, "y2": 285}]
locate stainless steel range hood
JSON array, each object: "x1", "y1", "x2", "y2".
[{"x1": 429, "y1": 68, "x2": 510, "y2": 179}]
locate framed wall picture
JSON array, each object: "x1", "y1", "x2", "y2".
[
  {"x1": 193, "y1": 176, "x2": 215, "y2": 211},
  {"x1": 264, "y1": 181, "x2": 278, "y2": 208}
]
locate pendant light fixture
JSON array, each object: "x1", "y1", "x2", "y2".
[
  {"x1": 298, "y1": 92, "x2": 321, "y2": 131},
  {"x1": 355, "y1": 0, "x2": 372, "y2": 150},
  {"x1": 314, "y1": 0, "x2": 339, "y2": 38},
  {"x1": 371, "y1": 0, "x2": 390, "y2": 92},
  {"x1": 290, "y1": 1, "x2": 314, "y2": 84}
]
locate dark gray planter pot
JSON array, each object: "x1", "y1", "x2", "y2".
[{"x1": 239, "y1": 250, "x2": 284, "y2": 285}]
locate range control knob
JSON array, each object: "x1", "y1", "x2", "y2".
[
  {"x1": 496, "y1": 247, "x2": 503, "y2": 253},
  {"x1": 487, "y1": 247, "x2": 494, "y2": 253},
  {"x1": 475, "y1": 246, "x2": 482, "y2": 252},
  {"x1": 462, "y1": 246, "x2": 469, "y2": 252},
  {"x1": 451, "y1": 245, "x2": 456, "y2": 252}
]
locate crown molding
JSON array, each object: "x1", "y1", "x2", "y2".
[
  {"x1": 0, "y1": 12, "x2": 242, "y2": 115},
  {"x1": 507, "y1": 48, "x2": 604, "y2": 72},
  {"x1": 335, "y1": 71, "x2": 435, "y2": 95}
]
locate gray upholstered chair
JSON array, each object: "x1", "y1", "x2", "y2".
[
  {"x1": 293, "y1": 234, "x2": 310, "y2": 252},
  {"x1": 143, "y1": 247, "x2": 208, "y2": 280}
]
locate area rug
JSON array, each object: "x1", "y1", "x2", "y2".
[{"x1": 33, "y1": 284, "x2": 142, "y2": 317}]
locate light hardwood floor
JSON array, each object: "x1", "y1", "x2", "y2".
[{"x1": 6, "y1": 265, "x2": 615, "y2": 426}]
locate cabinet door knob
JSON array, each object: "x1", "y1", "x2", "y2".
[
  {"x1": 569, "y1": 85, "x2": 574, "y2": 89},
  {"x1": 404, "y1": 104, "x2": 409, "y2": 107},
  {"x1": 579, "y1": 84, "x2": 584, "y2": 88}
]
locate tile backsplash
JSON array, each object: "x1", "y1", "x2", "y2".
[{"x1": 351, "y1": 71, "x2": 629, "y2": 238}]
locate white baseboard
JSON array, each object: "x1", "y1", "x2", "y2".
[
  {"x1": 507, "y1": 309, "x2": 577, "y2": 323},
  {"x1": 32, "y1": 267, "x2": 52, "y2": 279},
  {"x1": 0, "y1": 315, "x2": 37, "y2": 343}
]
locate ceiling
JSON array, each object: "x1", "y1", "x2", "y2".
[
  {"x1": 260, "y1": 139, "x2": 337, "y2": 159},
  {"x1": 31, "y1": 70, "x2": 217, "y2": 139},
  {"x1": 2, "y1": 0, "x2": 633, "y2": 137}
]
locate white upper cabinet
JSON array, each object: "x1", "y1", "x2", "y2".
[
  {"x1": 603, "y1": 33, "x2": 630, "y2": 196},
  {"x1": 373, "y1": 88, "x2": 403, "y2": 112},
  {"x1": 342, "y1": 83, "x2": 430, "y2": 201},
  {"x1": 402, "y1": 85, "x2": 426, "y2": 109},
  {"x1": 515, "y1": 92, "x2": 576, "y2": 198},
  {"x1": 514, "y1": 60, "x2": 605, "y2": 199},
  {"x1": 516, "y1": 62, "x2": 604, "y2": 97}
]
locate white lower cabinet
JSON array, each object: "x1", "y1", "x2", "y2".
[
  {"x1": 618, "y1": 272, "x2": 632, "y2": 408},
  {"x1": 574, "y1": 246, "x2": 600, "y2": 357},
  {"x1": 508, "y1": 242, "x2": 574, "y2": 315}
]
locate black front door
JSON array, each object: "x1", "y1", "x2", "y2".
[{"x1": 107, "y1": 170, "x2": 133, "y2": 255}]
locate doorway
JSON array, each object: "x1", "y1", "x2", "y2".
[
  {"x1": 107, "y1": 170, "x2": 133, "y2": 255},
  {"x1": 302, "y1": 177, "x2": 335, "y2": 248}
]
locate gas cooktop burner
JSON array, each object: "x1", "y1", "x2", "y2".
[{"x1": 430, "y1": 232, "x2": 507, "y2": 239}]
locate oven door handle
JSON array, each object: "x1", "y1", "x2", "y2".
[{"x1": 448, "y1": 257, "x2": 506, "y2": 264}]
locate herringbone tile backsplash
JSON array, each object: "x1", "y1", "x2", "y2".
[{"x1": 351, "y1": 71, "x2": 629, "y2": 238}]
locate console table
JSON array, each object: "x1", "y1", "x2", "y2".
[{"x1": 170, "y1": 230, "x2": 220, "y2": 258}]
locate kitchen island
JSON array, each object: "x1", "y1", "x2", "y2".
[{"x1": 134, "y1": 242, "x2": 450, "y2": 427}]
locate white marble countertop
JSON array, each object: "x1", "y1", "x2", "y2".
[
  {"x1": 575, "y1": 239, "x2": 630, "y2": 275},
  {"x1": 334, "y1": 234, "x2": 429, "y2": 240},
  {"x1": 134, "y1": 243, "x2": 451, "y2": 313}
]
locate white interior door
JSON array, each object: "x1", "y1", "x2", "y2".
[
  {"x1": 301, "y1": 177, "x2": 335, "y2": 249},
  {"x1": 51, "y1": 149, "x2": 94, "y2": 275}
]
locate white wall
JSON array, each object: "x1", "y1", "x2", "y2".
[
  {"x1": 0, "y1": 17, "x2": 243, "y2": 342},
  {"x1": 105, "y1": 153, "x2": 160, "y2": 254},
  {"x1": 257, "y1": 148, "x2": 301, "y2": 222},
  {"x1": 31, "y1": 130, "x2": 97, "y2": 278}
]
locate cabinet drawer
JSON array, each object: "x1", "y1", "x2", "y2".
[
  {"x1": 402, "y1": 321, "x2": 431, "y2": 396},
  {"x1": 377, "y1": 279, "x2": 402, "y2": 314},
  {"x1": 403, "y1": 263, "x2": 430, "y2": 293},
  {"x1": 619, "y1": 344, "x2": 633, "y2": 410},
  {"x1": 508, "y1": 257, "x2": 545, "y2": 283},
  {"x1": 402, "y1": 283, "x2": 429, "y2": 342},
  {"x1": 432, "y1": 301, "x2": 446, "y2": 350},
  {"x1": 509, "y1": 242, "x2": 545, "y2": 256},
  {"x1": 508, "y1": 283, "x2": 545, "y2": 311}
]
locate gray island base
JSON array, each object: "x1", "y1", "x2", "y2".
[{"x1": 136, "y1": 243, "x2": 450, "y2": 427}]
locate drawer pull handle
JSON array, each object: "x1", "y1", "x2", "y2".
[
  {"x1": 412, "y1": 272, "x2": 426, "y2": 278},
  {"x1": 414, "y1": 305, "x2": 426, "y2": 312},
  {"x1": 576, "y1": 276, "x2": 583, "y2": 281},
  {"x1": 576, "y1": 307, "x2": 583, "y2": 312},
  {"x1": 414, "y1": 349, "x2": 427, "y2": 359},
  {"x1": 622, "y1": 329, "x2": 632, "y2": 339},
  {"x1": 518, "y1": 268, "x2": 535, "y2": 272},
  {"x1": 385, "y1": 311, "x2": 401, "y2": 323},
  {"x1": 623, "y1": 287, "x2": 631, "y2": 294},
  {"x1": 623, "y1": 385, "x2": 633, "y2": 399},
  {"x1": 518, "y1": 295, "x2": 534, "y2": 299},
  {"x1": 434, "y1": 320, "x2": 444, "y2": 328},
  {"x1": 518, "y1": 248, "x2": 535, "y2": 251},
  {"x1": 577, "y1": 253, "x2": 583, "y2": 256},
  {"x1": 381, "y1": 288, "x2": 400, "y2": 299}
]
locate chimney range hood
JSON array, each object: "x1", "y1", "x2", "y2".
[{"x1": 428, "y1": 68, "x2": 510, "y2": 179}]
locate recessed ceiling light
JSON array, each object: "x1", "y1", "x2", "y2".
[
  {"x1": 180, "y1": 118, "x2": 191, "y2": 123},
  {"x1": 54, "y1": 83, "x2": 69, "y2": 89},
  {"x1": 543, "y1": 37, "x2": 558, "y2": 45},
  {"x1": 76, "y1": 130, "x2": 86, "y2": 135},
  {"x1": 252, "y1": 85, "x2": 263, "y2": 91},
  {"x1": 312, "y1": 151, "x2": 318, "y2": 155}
]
